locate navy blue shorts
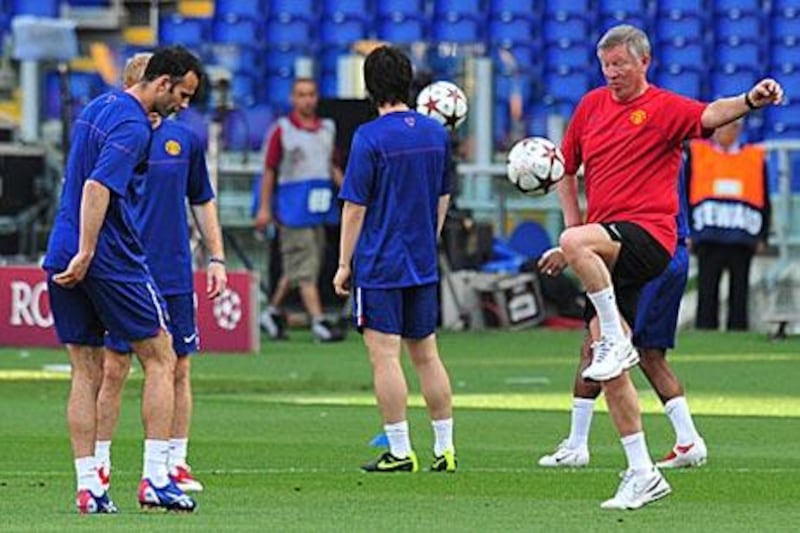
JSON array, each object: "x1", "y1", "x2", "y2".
[
  {"x1": 633, "y1": 244, "x2": 689, "y2": 350},
  {"x1": 47, "y1": 273, "x2": 168, "y2": 347},
  {"x1": 353, "y1": 283, "x2": 438, "y2": 339},
  {"x1": 106, "y1": 292, "x2": 199, "y2": 356}
]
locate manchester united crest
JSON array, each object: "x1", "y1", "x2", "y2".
[
  {"x1": 630, "y1": 109, "x2": 647, "y2": 126},
  {"x1": 164, "y1": 139, "x2": 182, "y2": 156}
]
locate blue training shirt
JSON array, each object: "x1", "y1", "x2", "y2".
[
  {"x1": 131, "y1": 119, "x2": 214, "y2": 296},
  {"x1": 44, "y1": 91, "x2": 152, "y2": 280},
  {"x1": 339, "y1": 111, "x2": 451, "y2": 288}
]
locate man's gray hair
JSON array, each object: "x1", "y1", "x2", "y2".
[{"x1": 597, "y1": 25, "x2": 651, "y2": 60}]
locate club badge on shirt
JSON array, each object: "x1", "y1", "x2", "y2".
[
  {"x1": 630, "y1": 109, "x2": 647, "y2": 126},
  {"x1": 164, "y1": 139, "x2": 182, "y2": 156}
]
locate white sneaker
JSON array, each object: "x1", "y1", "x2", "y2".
[
  {"x1": 537, "y1": 440, "x2": 590, "y2": 467},
  {"x1": 600, "y1": 466, "x2": 671, "y2": 510},
  {"x1": 582, "y1": 336, "x2": 639, "y2": 382},
  {"x1": 656, "y1": 437, "x2": 708, "y2": 469}
]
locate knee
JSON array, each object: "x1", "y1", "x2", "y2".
[
  {"x1": 174, "y1": 358, "x2": 191, "y2": 385},
  {"x1": 559, "y1": 228, "x2": 585, "y2": 259},
  {"x1": 102, "y1": 356, "x2": 131, "y2": 389}
]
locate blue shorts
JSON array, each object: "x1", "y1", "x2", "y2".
[
  {"x1": 632, "y1": 244, "x2": 689, "y2": 350},
  {"x1": 106, "y1": 292, "x2": 199, "y2": 356},
  {"x1": 47, "y1": 273, "x2": 168, "y2": 347},
  {"x1": 353, "y1": 283, "x2": 438, "y2": 339}
]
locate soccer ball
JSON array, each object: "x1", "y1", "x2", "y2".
[
  {"x1": 415, "y1": 80, "x2": 469, "y2": 131},
  {"x1": 506, "y1": 137, "x2": 566, "y2": 196}
]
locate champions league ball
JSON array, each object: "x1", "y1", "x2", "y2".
[
  {"x1": 506, "y1": 136, "x2": 566, "y2": 196},
  {"x1": 415, "y1": 80, "x2": 469, "y2": 131}
]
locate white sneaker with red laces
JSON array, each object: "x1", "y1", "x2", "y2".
[
  {"x1": 97, "y1": 463, "x2": 111, "y2": 492},
  {"x1": 170, "y1": 464, "x2": 204, "y2": 492},
  {"x1": 656, "y1": 437, "x2": 708, "y2": 469}
]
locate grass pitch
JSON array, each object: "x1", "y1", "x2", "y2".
[{"x1": 0, "y1": 329, "x2": 798, "y2": 531}]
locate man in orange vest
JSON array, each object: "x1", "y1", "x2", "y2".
[{"x1": 688, "y1": 119, "x2": 771, "y2": 330}]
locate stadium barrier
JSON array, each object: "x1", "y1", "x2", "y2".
[{"x1": 0, "y1": 265, "x2": 259, "y2": 353}]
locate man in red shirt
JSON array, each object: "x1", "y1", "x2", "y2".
[{"x1": 540, "y1": 24, "x2": 782, "y2": 510}]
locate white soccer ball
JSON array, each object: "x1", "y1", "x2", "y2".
[
  {"x1": 506, "y1": 136, "x2": 566, "y2": 196},
  {"x1": 415, "y1": 80, "x2": 469, "y2": 131}
]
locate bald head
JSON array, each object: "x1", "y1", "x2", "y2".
[{"x1": 123, "y1": 52, "x2": 153, "y2": 89}]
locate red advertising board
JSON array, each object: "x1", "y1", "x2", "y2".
[{"x1": 0, "y1": 266, "x2": 259, "y2": 353}]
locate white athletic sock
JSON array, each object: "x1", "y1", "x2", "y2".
[
  {"x1": 94, "y1": 440, "x2": 111, "y2": 468},
  {"x1": 143, "y1": 439, "x2": 170, "y2": 487},
  {"x1": 75, "y1": 456, "x2": 103, "y2": 496},
  {"x1": 664, "y1": 396, "x2": 700, "y2": 446},
  {"x1": 566, "y1": 398, "x2": 595, "y2": 449},
  {"x1": 621, "y1": 432, "x2": 653, "y2": 471},
  {"x1": 384, "y1": 421, "x2": 412, "y2": 459},
  {"x1": 587, "y1": 287, "x2": 626, "y2": 340},
  {"x1": 431, "y1": 418, "x2": 454, "y2": 457},
  {"x1": 168, "y1": 438, "x2": 189, "y2": 470}
]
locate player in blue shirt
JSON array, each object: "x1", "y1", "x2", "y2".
[
  {"x1": 333, "y1": 46, "x2": 456, "y2": 473},
  {"x1": 42, "y1": 46, "x2": 202, "y2": 514},
  {"x1": 92, "y1": 53, "x2": 226, "y2": 499},
  {"x1": 537, "y1": 160, "x2": 707, "y2": 469}
]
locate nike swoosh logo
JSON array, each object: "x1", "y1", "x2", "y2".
[{"x1": 183, "y1": 333, "x2": 198, "y2": 343}]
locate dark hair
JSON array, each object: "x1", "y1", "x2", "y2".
[
  {"x1": 364, "y1": 46, "x2": 413, "y2": 107},
  {"x1": 142, "y1": 45, "x2": 204, "y2": 85}
]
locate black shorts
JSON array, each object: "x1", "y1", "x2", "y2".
[{"x1": 584, "y1": 221, "x2": 672, "y2": 327}]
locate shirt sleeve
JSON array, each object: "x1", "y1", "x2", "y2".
[
  {"x1": 561, "y1": 100, "x2": 586, "y2": 175},
  {"x1": 187, "y1": 131, "x2": 215, "y2": 205},
  {"x1": 90, "y1": 120, "x2": 151, "y2": 196},
  {"x1": 664, "y1": 92, "x2": 712, "y2": 143},
  {"x1": 264, "y1": 124, "x2": 283, "y2": 171},
  {"x1": 339, "y1": 130, "x2": 375, "y2": 206}
]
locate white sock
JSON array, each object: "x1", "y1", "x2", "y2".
[
  {"x1": 143, "y1": 439, "x2": 170, "y2": 487},
  {"x1": 664, "y1": 396, "x2": 700, "y2": 446},
  {"x1": 384, "y1": 421, "x2": 412, "y2": 459},
  {"x1": 566, "y1": 398, "x2": 595, "y2": 449},
  {"x1": 431, "y1": 418, "x2": 454, "y2": 457},
  {"x1": 168, "y1": 438, "x2": 189, "y2": 470},
  {"x1": 94, "y1": 440, "x2": 111, "y2": 469},
  {"x1": 75, "y1": 456, "x2": 103, "y2": 496},
  {"x1": 587, "y1": 287, "x2": 626, "y2": 340},
  {"x1": 621, "y1": 432, "x2": 653, "y2": 471}
]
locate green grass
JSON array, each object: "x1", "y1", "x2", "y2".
[{"x1": 0, "y1": 329, "x2": 799, "y2": 531}]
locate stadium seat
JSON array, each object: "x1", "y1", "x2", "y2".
[
  {"x1": 433, "y1": 0, "x2": 482, "y2": 18},
  {"x1": 495, "y1": 72, "x2": 534, "y2": 104},
  {"x1": 657, "y1": 39, "x2": 705, "y2": 69},
  {"x1": 67, "y1": 0, "x2": 110, "y2": 5},
  {"x1": 268, "y1": 0, "x2": 315, "y2": 21},
  {"x1": 770, "y1": 14, "x2": 800, "y2": 42},
  {"x1": 542, "y1": 68, "x2": 592, "y2": 107},
  {"x1": 230, "y1": 72, "x2": 258, "y2": 107},
  {"x1": 488, "y1": 17, "x2": 536, "y2": 45},
  {"x1": 490, "y1": 0, "x2": 538, "y2": 21},
  {"x1": 715, "y1": 39, "x2": 762, "y2": 71},
  {"x1": 376, "y1": 0, "x2": 425, "y2": 19},
  {"x1": 174, "y1": 107, "x2": 210, "y2": 148},
  {"x1": 319, "y1": 45, "x2": 349, "y2": 74},
  {"x1": 265, "y1": 45, "x2": 308, "y2": 76},
  {"x1": 321, "y1": 0, "x2": 371, "y2": 21},
  {"x1": 319, "y1": 71, "x2": 338, "y2": 98},
  {"x1": 654, "y1": 65, "x2": 703, "y2": 99},
  {"x1": 222, "y1": 104, "x2": 275, "y2": 151},
  {"x1": 376, "y1": 15, "x2": 427, "y2": 43},
  {"x1": 772, "y1": 0, "x2": 800, "y2": 18},
  {"x1": 319, "y1": 17, "x2": 367, "y2": 46},
  {"x1": 492, "y1": 44, "x2": 538, "y2": 75},
  {"x1": 655, "y1": 16, "x2": 705, "y2": 43},
  {"x1": 658, "y1": 0, "x2": 704, "y2": 20},
  {"x1": 264, "y1": 18, "x2": 314, "y2": 46},
  {"x1": 212, "y1": 15, "x2": 261, "y2": 44},
  {"x1": 545, "y1": 41, "x2": 592, "y2": 72},
  {"x1": 598, "y1": 13, "x2": 650, "y2": 34},
  {"x1": 544, "y1": 0, "x2": 592, "y2": 22},
  {"x1": 214, "y1": 0, "x2": 265, "y2": 20},
  {"x1": 714, "y1": 0, "x2": 761, "y2": 18},
  {"x1": 715, "y1": 14, "x2": 762, "y2": 43},
  {"x1": 432, "y1": 15, "x2": 482, "y2": 44},
  {"x1": 10, "y1": 0, "x2": 59, "y2": 17},
  {"x1": 771, "y1": 40, "x2": 800, "y2": 72},
  {"x1": 262, "y1": 73, "x2": 295, "y2": 110},
  {"x1": 543, "y1": 19, "x2": 590, "y2": 46},
  {"x1": 765, "y1": 103, "x2": 800, "y2": 139},
  {"x1": 710, "y1": 66, "x2": 759, "y2": 99},
  {"x1": 210, "y1": 44, "x2": 262, "y2": 77},
  {"x1": 159, "y1": 14, "x2": 209, "y2": 47},
  {"x1": 508, "y1": 220, "x2": 552, "y2": 260},
  {"x1": 598, "y1": 0, "x2": 652, "y2": 32}
]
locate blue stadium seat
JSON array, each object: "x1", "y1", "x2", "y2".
[
  {"x1": 772, "y1": 0, "x2": 800, "y2": 18},
  {"x1": 222, "y1": 105, "x2": 275, "y2": 151},
  {"x1": 710, "y1": 66, "x2": 759, "y2": 99},
  {"x1": 543, "y1": 19, "x2": 590, "y2": 46},
  {"x1": 771, "y1": 40, "x2": 800, "y2": 72},
  {"x1": 319, "y1": 17, "x2": 367, "y2": 46},
  {"x1": 654, "y1": 65, "x2": 703, "y2": 99},
  {"x1": 658, "y1": 39, "x2": 704, "y2": 69},
  {"x1": 489, "y1": 0, "x2": 538, "y2": 22},
  {"x1": 495, "y1": 72, "x2": 534, "y2": 104},
  {"x1": 212, "y1": 15, "x2": 261, "y2": 44},
  {"x1": 320, "y1": 72, "x2": 338, "y2": 98},
  {"x1": 264, "y1": 18, "x2": 313, "y2": 46},
  {"x1": 264, "y1": 45, "x2": 307, "y2": 76},
  {"x1": 599, "y1": 13, "x2": 650, "y2": 34},
  {"x1": 545, "y1": 41, "x2": 592, "y2": 71},
  {"x1": 214, "y1": 0, "x2": 265, "y2": 20},
  {"x1": 658, "y1": 0, "x2": 704, "y2": 19},
  {"x1": 10, "y1": 0, "x2": 59, "y2": 17},
  {"x1": 714, "y1": 0, "x2": 761, "y2": 18},
  {"x1": 765, "y1": 103, "x2": 800, "y2": 138},
  {"x1": 488, "y1": 17, "x2": 536, "y2": 45},
  {"x1": 230, "y1": 72, "x2": 258, "y2": 107},
  {"x1": 376, "y1": 0, "x2": 426, "y2": 19},
  {"x1": 322, "y1": 0, "x2": 371, "y2": 21},
  {"x1": 174, "y1": 107, "x2": 210, "y2": 149},
  {"x1": 433, "y1": 0, "x2": 482, "y2": 17},
  {"x1": 598, "y1": 0, "x2": 652, "y2": 32},
  {"x1": 492, "y1": 44, "x2": 538, "y2": 75},
  {"x1": 319, "y1": 45, "x2": 349, "y2": 74},
  {"x1": 262, "y1": 73, "x2": 295, "y2": 110},
  {"x1": 432, "y1": 14, "x2": 482, "y2": 43},
  {"x1": 210, "y1": 44, "x2": 262, "y2": 76},
  {"x1": 159, "y1": 14, "x2": 209, "y2": 47},
  {"x1": 715, "y1": 14, "x2": 762, "y2": 42},
  {"x1": 655, "y1": 16, "x2": 704, "y2": 43},
  {"x1": 715, "y1": 39, "x2": 762, "y2": 71},
  {"x1": 376, "y1": 15, "x2": 427, "y2": 43},
  {"x1": 508, "y1": 220, "x2": 552, "y2": 260},
  {"x1": 770, "y1": 14, "x2": 800, "y2": 42},
  {"x1": 544, "y1": 0, "x2": 592, "y2": 22},
  {"x1": 542, "y1": 68, "x2": 592, "y2": 106},
  {"x1": 67, "y1": 0, "x2": 111, "y2": 5},
  {"x1": 269, "y1": 0, "x2": 315, "y2": 21}
]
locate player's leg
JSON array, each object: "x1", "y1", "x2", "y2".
[
  {"x1": 95, "y1": 344, "x2": 132, "y2": 491},
  {"x1": 538, "y1": 335, "x2": 599, "y2": 467},
  {"x1": 262, "y1": 274, "x2": 290, "y2": 340},
  {"x1": 48, "y1": 277, "x2": 117, "y2": 513},
  {"x1": 296, "y1": 227, "x2": 344, "y2": 342},
  {"x1": 403, "y1": 283, "x2": 455, "y2": 472},
  {"x1": 694, "y1": 242, "x2": 724, "y2": 330},
  {"x1": 726, "y1": 244, "x2": 754, "y2": 331},
  {"x1": 355, "y1": 287, "x2": 418, "y2": 472}
]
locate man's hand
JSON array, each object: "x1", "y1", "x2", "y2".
[
  {"x1": 537, "y1": 246, "x2": 567, "y2": 277},
  {"x1": 53, "y1": 251, "x2": 94, "y2": 288},
  {"x1": 333, "y1": 264, "x2": 352, "y2": 297},
  {"x1": 747, "y1": 78, "x2": 783, "y2": 108},
  {"x1": 207, "y1": 262, "x2": 228, "y2": 299},
  {"x1": 254, "y1": 206, "x2": 272, "y2": 232}
]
